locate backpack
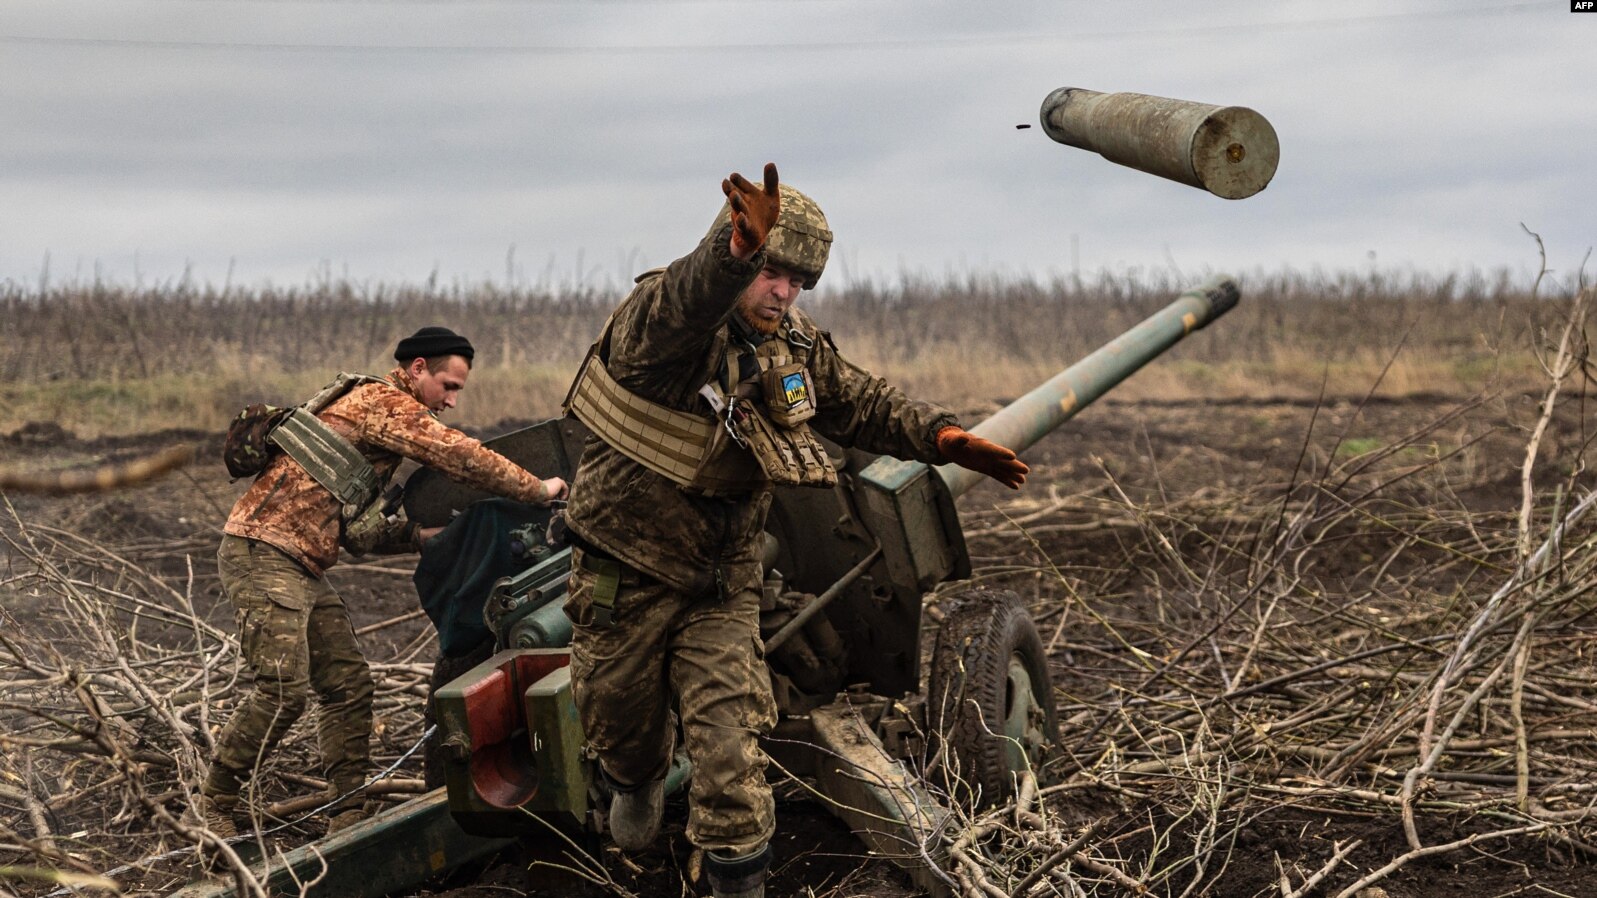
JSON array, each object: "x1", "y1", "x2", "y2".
[
  {"x1": 221, "y1": 373, "x2": 387, "y2": 491},
  {"x1": 223, "y1": 404, "x2": 293, "y2": 479}
]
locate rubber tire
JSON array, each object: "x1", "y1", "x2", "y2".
[{"x1": 926, "y1": 587, "x2": 1058, "y2": 809}]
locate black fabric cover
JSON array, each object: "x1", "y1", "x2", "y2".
[{"x1": 412, "y1": 498, "x2": 543, "y2": 657}]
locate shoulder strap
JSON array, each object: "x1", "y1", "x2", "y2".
[
  {"x1": 267, "y1": 372, "x2": 388, "y2": 516},
  {"x1": 302, "y1": 372, "x2": 388, "y2": 416},
  {"x1": 269, "y1": 409, "x2": 383, "y2": 514}
]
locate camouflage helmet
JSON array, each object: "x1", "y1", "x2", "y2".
[{"x1": 709, "y1": 183, "x2": 833, "y2": 289}]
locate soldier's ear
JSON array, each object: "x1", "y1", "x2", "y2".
[{"x1": 407, "y1": 357, "x2": 426, "y2": 379}]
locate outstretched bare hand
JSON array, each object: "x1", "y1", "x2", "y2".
[{"x1": 722, "y1": 163, "x2": 781, "y2": 260}]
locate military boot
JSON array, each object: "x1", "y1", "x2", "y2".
[
  {"x1": 190, "y1": 793, "x2": 243, "y2": 873},
  {"x1": 326, "y1": 805, "x2": 368, "y2": 835},
  {"x1": 325, "y1": 781, "x2": 374, "y2": 836},
  {"x1": 607, "y1": 776, "x2": 665, "y2": 852},
  {"x1": 195, "y1": 793, "x2": 240, "y2": 841},
  {"x1": 705, "y1": 843, "x2": 770, "y2": 898},
  {"x1": 197, "y1": 762, "x2": 248, "y2": 837}
]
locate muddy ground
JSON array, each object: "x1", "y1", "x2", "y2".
[{"x1": 3, "y1": 389, "x2": 1595, "y2": 897}]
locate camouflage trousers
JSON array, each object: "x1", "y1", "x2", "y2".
[
  {"x1": 204, "y1": 535, "x2": 374, "y2": 809},
  {"x1": 564, "y1": 546, "x2": 778, "y2": 854}
]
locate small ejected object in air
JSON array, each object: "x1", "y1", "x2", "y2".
[{"x1": 1039, "y1": 87, "x2": 1279, "y2": 199}]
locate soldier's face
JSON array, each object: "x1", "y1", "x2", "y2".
[
  {"x1": 410, "y1": 355, "x2": 471, "y2": 412},
  {"x1": 736, "y1": 264, "x2": 806, "y2": 335}
]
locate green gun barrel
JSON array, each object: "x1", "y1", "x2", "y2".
[{"x1": 935, "y1": 275, "x2": 1239, "y2": 498}]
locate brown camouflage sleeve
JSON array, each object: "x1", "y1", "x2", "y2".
[
  {"x1": 356, "y1": 392, "x2": 548, "y2": 504},
  {"x1": 805, "y1": 323, "x2": 958, "y2": 464},
  {"x1": 609, "y1": 224, "x2": 765, "y2": 368}
]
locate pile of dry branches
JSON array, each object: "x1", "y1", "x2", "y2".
[
  {"x1": 0, "y1": 517, "x2": 433, "y2": 898},
  {"x1": 935, "y1": 290, "x2": 1596, "y2": 896},
  {"x1": 2, "y1": 287, "x2": 1591, "y2": 898}
]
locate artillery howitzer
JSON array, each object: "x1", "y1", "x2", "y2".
[{"x1": 172, "y1": 275, "x2": 1238, "y2": 898}]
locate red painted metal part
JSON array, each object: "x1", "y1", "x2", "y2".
[{"x1": 461, "y1": 651, "x2": 570, "y2": 808}]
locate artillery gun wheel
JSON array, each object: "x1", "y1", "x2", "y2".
[{"x1": 926, "y1": 587, "x2": 1058, "y2": 808}]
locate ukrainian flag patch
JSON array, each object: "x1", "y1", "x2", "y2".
[{"x1": 783, "y1": 372, "x2": 808, "y2": 407}]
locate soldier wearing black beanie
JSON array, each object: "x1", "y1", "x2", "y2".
[{"x1": 200, "y1": 322, "x2": 566, "y2": 841}]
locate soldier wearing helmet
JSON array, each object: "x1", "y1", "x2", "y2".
[{"x1": 560, "y1": 164, "x2": 1027, "y2": 898}]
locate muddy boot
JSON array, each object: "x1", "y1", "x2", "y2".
[
  {"x1": 325, "y1": 784, "x2": 376, "y2": 836},
  {"x1": 607, "y1": 776, "x2": 665, "y2": 852},
  {"x1": 705, "y1": 844, "x2": 770, "y2": 898},
  {"x1": 323, "y1": 774, "x2": 376, "y2": 836},
  {"x1": 195, "y1": 793, "x2": 240, "y2": 841},
  {"x1": 190, "y1": 793, "x2": 243, "y2": 874},
  {"x1": 326, "y1": 805, "x2": 368, "y2": 835}
]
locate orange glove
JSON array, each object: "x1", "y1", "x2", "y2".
[
  {"x1": 722, "y1": 163, "x2": 781, "y2": 259},
  {"x1": 936, "y1": 426, "x2": 1028, "y2": 490}
]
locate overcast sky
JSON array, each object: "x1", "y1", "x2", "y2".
[{"x1": 1, "y1": 0, "x2": 1591, "y2": 293}]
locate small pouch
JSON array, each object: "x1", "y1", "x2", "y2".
[
  {"x1": 586, "y1": 555, "x2": 623, "y2": 627},
  {"x1": 223, "y1": 404, "x2": 291, "y2": 479},
  {"x1": 760, "y1": 362, "x2": 816, "y2": 428},
  {"x1": 573, "y1": 548, "x2": 630, "y2": 627},
  {"x1": 731, "y1": 399, "x2": 838, "y2": 489},
  {"x1": 340, "y1": 501, "x2": 392, "y2": 557}
]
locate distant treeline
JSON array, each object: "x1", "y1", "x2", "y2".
[
  {"x1": 0, "y1": 268, "x2": 1559, "y2": 384},
  {"x1": 0, "y1": 268, "x2": 1582, "y2": 437}
]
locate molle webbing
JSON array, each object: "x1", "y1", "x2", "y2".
[
  {"x1": 270, "y1": 408, "x2": 382, "y2": 514},
  {"x1": 565, "y1": 354, "x2": 764, "y2": 495},
  {"x1": 567, "y1": 354, "x2": 717, "y2": 483}
]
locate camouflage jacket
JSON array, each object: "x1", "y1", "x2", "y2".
[
  {"x1": 225, "y1": 367, "x2": 549, "y2": 577},
  {"x1": 565, "y1": 227, "x2": 957, "y2": 596}
]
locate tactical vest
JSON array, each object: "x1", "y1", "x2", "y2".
[
  {"x1": 564, "y1": 312, "x2": 838, "y2": 497},
  {"x1": 269, "y1": 373, "x2": 389, "y2": 527}
]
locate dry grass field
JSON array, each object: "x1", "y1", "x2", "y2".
[
  {"x1": 3, "y1": 268, "x2": 1596, "y2": 898},
  {"x1": 0, "y1": 267, "x2": 1559, "y2": 440}
]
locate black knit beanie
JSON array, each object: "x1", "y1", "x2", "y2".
[{"x1": 395, "y1": 326, "x2": 474, "y2": 362}]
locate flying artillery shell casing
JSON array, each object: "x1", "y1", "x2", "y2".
[{"x1": 1040, "y1": 87, "x2": 1279, "y2": 199}]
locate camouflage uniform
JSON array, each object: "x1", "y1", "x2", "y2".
[
  {"x1": 205, "y1": 367, "x2": 551, "y2": 812},
  {"x1": 224, "y1": 367, "x2": 548, "y2": 577},
  {"x1": 564, "y1": 221, "x2": 956, "y2": 853},
  {"x1": 211, "y1": 535, "x2": 375, "y2": 803}
]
